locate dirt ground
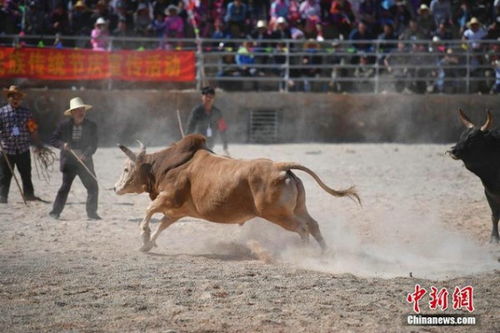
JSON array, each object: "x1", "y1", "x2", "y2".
[{"x1": 1, "y1": 143, "x2": 499, "y2": 333}]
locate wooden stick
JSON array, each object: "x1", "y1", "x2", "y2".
[
  {"x1": 68, "y1": 149, "x2": 99, "y2": 185},
  {"x1": 176, "y1": 109, "x2": 185, "y2": 138},
  {"x1": 0, "y1": 143, "x2": 27, "y2": 205}
]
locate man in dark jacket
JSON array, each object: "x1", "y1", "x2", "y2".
[
  {"x1": 186, "y1": 87, "x2": 229, "y2": 155},
  {"x1": 49, "y1": 97, "x2": 100, "y2": 220}
]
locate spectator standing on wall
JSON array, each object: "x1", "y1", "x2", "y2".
[
  {"x1": 91, "y1": 17, "x2": 109, "y2": 50},
  {"x1": 187, "y1": 87, "x2": 229, "y2": 155}
]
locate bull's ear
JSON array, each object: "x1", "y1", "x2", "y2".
[
  {"x1": 458, "y1": 109, "x2": 475, "y2": 129},
  {"x1": 480, "y1": 110, "x2": 493, "y2": 132},
  {"x1": 118, "y1": 144, "x2": 136, "y2": 162}
]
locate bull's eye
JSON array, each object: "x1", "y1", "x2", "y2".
[{"x1": 124, "y1": 168, "x2": 129, "y2": 172}]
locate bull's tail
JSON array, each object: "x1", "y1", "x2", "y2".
[{"x1": 277, "y1": 162, "x2": 361, "y2": 206}]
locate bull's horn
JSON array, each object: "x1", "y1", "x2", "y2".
[
  {"x1": 480, "y1": 110, "x2": 493, "y2": 132},
  {"x1": 458, "y1": 109, "x2": 475, "y2": 129},
  {"x1": 136, "y1": 140, "x2": 146, "y2": 158},
  {"x1": 118, "y1": 144, "x2": 136, "y2": 162}
]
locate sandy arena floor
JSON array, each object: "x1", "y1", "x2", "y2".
[{"x1": 1, "y1": 143, "x2": 499, "y2": 332}]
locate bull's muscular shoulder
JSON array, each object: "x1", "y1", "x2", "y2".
[
  {"x1": 178, "y1": 134, "x2": 207, "y2": 151},
  {"x1": 154, "y1": 134, "x2": 208, "y2": 178}
]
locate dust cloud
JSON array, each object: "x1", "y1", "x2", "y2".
[{"x1": 190, "y1": 206, "x2": 498, "y2": 281}]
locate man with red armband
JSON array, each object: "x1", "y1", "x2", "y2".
[{"x1": 187, "y1": 86, "x2": 230, "y2": 156}]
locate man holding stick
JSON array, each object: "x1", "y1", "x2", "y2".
[
  {"x1": 0, "y1": 86, "x2": 45, "y2": 204},
  {"x1": 49, "y1": 97, "x2": 101, "y2": 220}
]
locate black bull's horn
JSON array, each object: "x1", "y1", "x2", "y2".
[
  {"x1": 118, "y1": 140, "x2": 146, "y2": 162},
  {"x1": 118, "y1": 144, "x2": 136, "y2": 161},
  {"x1": 458, "y1": 109, "x2": 493, "y2": 132}
]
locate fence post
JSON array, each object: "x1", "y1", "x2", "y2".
[
  {"x1": 107, "y1": 38, "x2": 113, "y2": 90},
  {"x1": 195, "y1": 39, "x2": 203, "y2": 91},
  {"x1": 374, "y1": 40, "x2": 380, "y2": 93},
  {"x1": 284, "y1": 40, "x2": 290, "y2": 93},
  {"x1": 466, "y1": 42, "x2": 470, "y2": 94}
]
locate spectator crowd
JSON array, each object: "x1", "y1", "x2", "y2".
[{"x1": 0, "y1": 0, "x2": 499, "y2": 93}]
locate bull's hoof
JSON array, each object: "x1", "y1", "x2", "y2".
[
  {"x1": 139, "y1": 241, "x2": 155, "y2": 252},
  {"x1": 490, "y1": 236, "x2": 500, "y2": 244}
]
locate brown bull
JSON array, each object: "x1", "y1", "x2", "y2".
[{"x1": 114, "y1": 134, "x2": 360, "y2": 252}]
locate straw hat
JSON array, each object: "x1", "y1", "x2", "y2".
[
  {"x1": 276, "y1": 16, "x2": 286, "y2": 24},
  {"x1": 2, "y1": 85, "x2": 25, "y2": 97},
  {"x1": 256, "y1": 20, "x2": 267, "y2": 29},
  {"x1": 95, "y1": 17, "x2": 106, "y2": 26},
  {"x1": 165, "y1": 4, "x2": 178, "y2": 15},
  {"x1": 74, "y1": 0, "x2": 86, "y2": 9},
  {"x1": 64, "y1": 97, "x2": 92, "y2": 116},
  {"x1": 418, "y1": 4, "x2": 430, "y2": 14},
  {"x1": 467, "y1": 17, "x2": 481, "y2": 27}
]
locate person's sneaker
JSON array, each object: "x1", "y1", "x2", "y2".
[
  {"x1": 48, "y1": 212, "x2": 59, "y2": 220},
  {"x1": 88, "y1": 214, "x2": 102, "y2": 220},
  {"x1": 0, "y1": 197, "x2": 7, "y2": 204},
  {"x1": 25, "y1": 195, "x2": 38, "y2": 201}
]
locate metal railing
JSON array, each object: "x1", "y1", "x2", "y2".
[{"x1": 1, "y1": 34, "x2": 499, "y2": 94}]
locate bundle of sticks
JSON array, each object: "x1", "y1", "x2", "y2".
[{"x1": 33, "y1": 146, "x2": 56, "y2": 183}]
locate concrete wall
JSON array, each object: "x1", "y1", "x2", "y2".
[{"x1": 14, "y1": 90, "x2": 500, "y2": 146}]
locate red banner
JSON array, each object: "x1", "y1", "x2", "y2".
[{"x1": 0, "y1": 47, "x2": 195, "y2": 81}]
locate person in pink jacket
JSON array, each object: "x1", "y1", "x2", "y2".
[{"x1": 90, "y1": 17, "x2": 109, "y2": 51}]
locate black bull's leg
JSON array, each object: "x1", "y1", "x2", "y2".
[{"x1": 485, "y1": 190, "x2": 500, "y2": 243}]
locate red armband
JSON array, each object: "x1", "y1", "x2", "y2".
[
  {"x1": 27, "y1": 118, "x2": 38, "y2": 133},
  {"x1": 218, "y1": 118, "x2": 228, "y2": 132}
]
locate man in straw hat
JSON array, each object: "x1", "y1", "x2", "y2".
[
  {"x1": 49, "y1": 97, "x2": 100, "y2": 220},
  {"x1": 0, "y1": 85, "x2": 46, "y2": 203},
  {"x1": 463, "y1": 17, "x2": 487, "y2": 48}
]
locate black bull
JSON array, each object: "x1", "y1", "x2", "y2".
[{"x1": 449, "y1": 109, "x2": 500, "y2": 242}]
